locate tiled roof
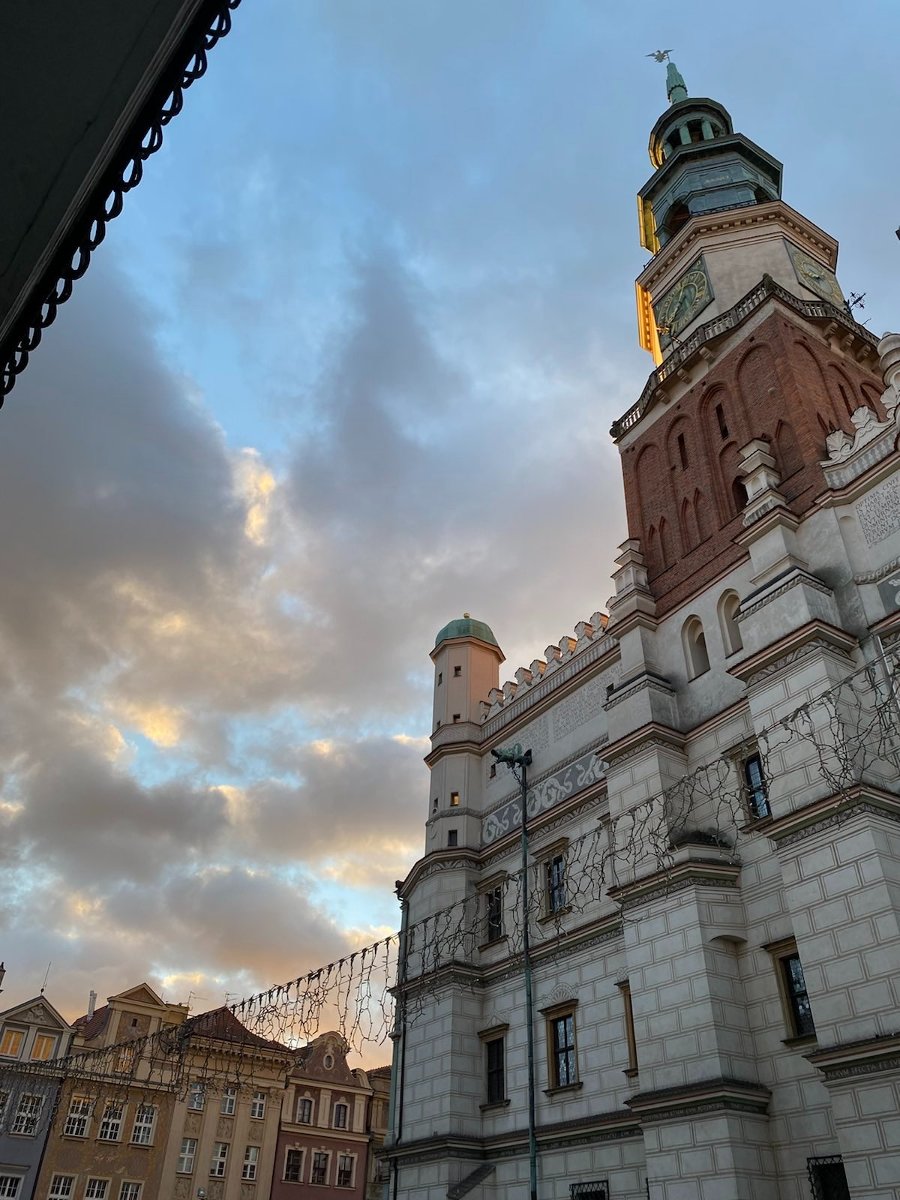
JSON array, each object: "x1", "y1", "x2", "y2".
[
  {"x1": 367, "y1": 1065, "x2": 392, "y2": 1077},
  {"x1": 74, "y1": 1005, "x2": 110, "y2": 1042},
  {"x1": 188, "y1": 1006, "x2": 288, "y2": 1052}
]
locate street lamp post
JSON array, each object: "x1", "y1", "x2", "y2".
[{"x1": 492, "y1": 745, "x2": 537, "y2": 1200}]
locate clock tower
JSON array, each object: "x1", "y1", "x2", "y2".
[{"x1": 614, "y1": 62, "x2": 885, "y2": 618}]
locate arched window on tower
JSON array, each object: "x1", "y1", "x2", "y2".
[
  {"x1": 682, "y1": 617, "x2": 710, "y2": 679},
  {"x1": 718, "y1": 591, "x2": 743, "y2": 656}
]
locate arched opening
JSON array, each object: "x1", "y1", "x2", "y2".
[
  {"x1": 659, "y1": 518, "x2": 672, "y2": 570},
  {"x1": 718, "y1": 591, "x2": 743, "y2": 655},
  {"x1": 694, "y1": 490, "x2": 709, "y2": 542},
  {"x1": 681, "y1": 497, "x2": 697, "y2": 552},
  {"x1": 682, "y1": 616, "x2": 710, "y2": 679},
  {"x1": 663, "y1": 200, "x2": 691, "y2": 241},
  {"x1": 774, "y1": 419, "x2": 803, "y2": 478}
]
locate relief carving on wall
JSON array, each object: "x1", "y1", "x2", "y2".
[{"x1": 482, "y1": 747, "x2": 605, "y2": 845}]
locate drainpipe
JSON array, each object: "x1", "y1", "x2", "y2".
[
  {"x1": 492, "y1": 746, "x2": 537, "y2": 1200},
  {"x1": 385, "y1": 886, "x2": 409, "y2": 1200}
]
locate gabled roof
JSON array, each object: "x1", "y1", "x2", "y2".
[
  {"x1": 110, "y1": 983, "x2": 166, "y2": 1008},
  {"x1": 74, "y1": 1005, "x2": 110, "y2": 1042},
  {"x1": 0, "y1": 994, "x2": 72, "y2": 1032},
  {"x1": 188, "y1": 1006, "x2": 288, "y2": 1052}
]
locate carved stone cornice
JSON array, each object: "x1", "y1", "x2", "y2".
[
  {"x1": 806, "y1": 1032, "x2": 900, "y2": 1084},
  {"x1": 625, "y1": 1076, "x2": 771, "y2": 1122},
  {"x1": 727, "y1": 620, "x2": 856, "y2": 686},
  {"x1": 603, "y1": 721, "x2": 686, "y2": 765},
  {"x1": 604, "y1": 670, "x2": 675, "y2": 711},
  {"x1": 608, "y1": 860, "x2": 741, "y2": 911},
  {"x1": 766, "y1": 786, "x2": 900, "y2": 849}
]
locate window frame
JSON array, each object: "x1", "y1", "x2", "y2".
[
  {"x1": 742, "y1": 752, "x2": 770, "y2": 820},
  {"x1": 538, "y1": 841, "x2": 570, "y2": 920},
  {"x1": 310, "y1": 1150, "x2": 330, "y2": 1186},
  {"x1": 117, "y1": 1184, "x2": 141, "y2": 1200},
  {"x1": 187, "y1": 1081, "x2": 205, "y2": 1111},
  {"x1": 63, "y1": 1095, "x2": 92, "y2": 1138},
  {"x1": 97, "y1": 1102, "x2": 124, "y2": 1142},
  {"x1": 542, "y1": 1001, "x2": 580, "y2": 1093},
  {"x1": 483, "y1": 1032, "x2": 506, "y2": 1107},
  {"x1": 31, "y1": 1033, "x2": 57, "y2": 1062},
  {"x1": 47, "y1": 1176, "x2": 75, "y2": 1200},
  {"x1": 242, "y1": 1145, "x2": 259, "y2": 1181},
  {"x1": 295, "y1": 1094, "x2": 313, "y2": 1124},
  {"x1": 332, "y1": 1101, "x2": 349, "y2": 1130},
  {"x1": 11, "y1": 1093, "x2": 44, "y2": 1136},
  {"x1": 616, "y1": 981, "x2": 639, "y2": 1078},
  {"x1": 130, "y1": 1103, "x2": 156, "y2": 1146},
  {"x1": 0, "y1": 1178, "x2": 21, "y2": 1200},
  {"x1": 220, "y1": 1086, "x2": 237, "y2": 1116},
  {"x1": 283, "y1": 1147, "x2": 305, "y2": 1183},
  {"x1": 807, "y1": 1155, "x2": 851, "y2": 1200},
  {"x1": 483, "y1": 884, "x2": 504, "y2": 945},
  {"x1": 336, "y1": 1153, "x2": 355, "y2": 1188},
  {"x1": 84, "y1": 1181, "x2": 110, "y2": 1200},
  {"x1": 177, "y1": 1137, "x2": 197, "y2": 1175},
  {"x1": 209, "y1": 1141, "x2": 229, "y2": 1178},
  {"x1": 764, "y1": 937, "x2": 817, "y2": 1042},
  {"x1": 250, "y1": 1090, "x2": 266, "y2": 1120},
  {"x1": 0, "y1": 1028, "x2": 25, "y2": 1059}
]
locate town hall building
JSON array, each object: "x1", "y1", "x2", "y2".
[{"x1": 383, "y1": 63, "x2": 900, "y2": 1200}]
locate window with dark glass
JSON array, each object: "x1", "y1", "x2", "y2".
[
  {"x1": 743, "y1": 753, "x2": 770, "y2": 819},
  {"x1": 332, "y1": 1102, "x2": 348, "y2": 1129},
  {"x1": 782, "y1": 953, "x2": 815, "y2": 1037},
  {"x1": 296, "y1": 1096, "x2": 313, "y2": 1124},
  {"x1": 547, "y1": 854, "x2": 566, "y2": 913},
  {"x1": 336, "y1": 1155, "x2": 354, "y2": 1187},
  {"x1": 550, "y1": 1012, "x2": 577, "y2": 1087},
  {"x1": 677, "y1": 433, "x2": 688, "y2": 468},
  {"x1": 716, "y1": 403, "x2": 729, "y2": 438},
  {"x1": 283, "y1": 1149, "x2": 303, "y2": 1182},
  {"x1": 807, "y1": 1156, "x2": 851, "y2": 1200},
  {"x1": 485, "y1": 886, "x2": 503, "y2": 943},
  {"x1": 311, "y1": 1152, "x2": 329, "y2": 1186},
  {"x1": 447, "y1": 830, "x2": 458, "y2": 847},
  {"x1": 485, "y1": 1037, "x2": 505, "y2": 1105},
  {"x1": 453, "y1": 666, "x2": 462, "y2": 677}
]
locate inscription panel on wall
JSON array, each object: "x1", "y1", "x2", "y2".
[{"x1": 858, "y1": 476, "x2": 900, "y2": 546}]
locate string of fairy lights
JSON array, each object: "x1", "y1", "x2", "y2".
[{"x1": 2, "y1": 637, "x2": 898, "y2": 1130}]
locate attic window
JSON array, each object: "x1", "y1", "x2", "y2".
[
  {"x1": 324, "y1": 1054, "x2": 334, "y2": 1070},
  {"x1": 450, "y1": 792, "x2": 460, "y2": 806}
]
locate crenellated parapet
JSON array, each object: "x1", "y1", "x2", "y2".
[{"x1": 483, "y1": 611, "x2": 611, "y2": 721}]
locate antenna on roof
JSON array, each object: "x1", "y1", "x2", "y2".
[{"x1": 40, "y1": 962, "x2": 52, "y2": 995}]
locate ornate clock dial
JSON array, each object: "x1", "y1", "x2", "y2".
[
  {"x1": 653, "y1": 259, "x2": 713, "y2": 346},
  {"x1": 787, "y1": 243, "x2": 844, "y2": 308}
]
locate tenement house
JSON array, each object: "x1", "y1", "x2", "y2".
[{"x1": 384, "y1": 63, "x2": 900, "y2": 1200}]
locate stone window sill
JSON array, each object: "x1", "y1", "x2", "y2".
[
  {"x1": 479, "y1": 1099, "x2": 511, "y2": 1112},
  {"x1": 543, "y1": 1081, "x2": 583, "y2": 1097},
  {"x1": 623, "y1": 1067, "x2": 639, "y2": 1079},
  {"x1": 478, "y1": 935, "x2": 508, "y2": 952},
  {"x1": 538, "y1": 906, "x2": 572, "y2": 925},
  {"x1": 782, "y1": 1034, "x2": 817, "y2": 1049}
]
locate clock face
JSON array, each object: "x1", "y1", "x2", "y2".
[
  {"x1": 653, "y1": 258, "x2": 713, "y2": 348},
  {"x1": 786, "y1": 242, "x2": 844, "y2": 307}
]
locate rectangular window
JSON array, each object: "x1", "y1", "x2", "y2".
[
  {"x1": 546, "y1": 854, "x2": 567, "y2": 914},
  {"x1": 453, "y1": 665, "x2": 462, "y2": 677},
  {"x1": 220, "y1": 1087, "x2": 236, "y2": 1116},
  {"x1": 569, "y1": 1183, "x2": 609, "y2": 1199},
  {"x1": 63, "y1": 1096, "x2": 92, "y2": 1138},
  {"x1": 11, "y1": 1093, "x2": 43, "y2": 1135},
  {"x1": 489, "y1": 763, "x2": 496, "y2": 778},
  {"x1": 85, "y1": 1182, "x2": 109, "y2": 1200},
  {"x1": 617, "y1": 982, "x2": 638, "y2": 1076},
  {"x1": 177, "y1": 1138, "x2": 197, "y2": 1174},
  {"x1": 0, "y1": 1181, "x2": 20, "y2": 1199},
  {"x1": 283, "y1": 1148, "x2": 304, "y2": 1182},
  {"x1": 332, "y1": 1102, "x2": 348, "y2": 1129},
  {"x1": 550, "y1": 1011, "x2": 577, "y2": 1088},
  {"x1": 47, "y1": 1177, "x2": 74, "y2": 1200},
  {"x1": 187, "y1": 1082, "x2": 205, "y2": 1111},
  {"x1": 447, "y1": 829, "x2": 458, "y2": 847},
  {"x1": 485, "y1": 885, "x2": 504, "y2": 943},
  {"x1": 0, "y1": 1029, "x2": 24, "y2": 1058},
  {"x1": 449, "y1": 791, "x2": 460, "y2": 806},
  {"x1": 296, "y1": 1096, "x2": 313, "y2": 1124},
  {"x1": 485, "y1": 1037, "x2": 505, "y2": 1105},
  {"x1": 452, "y1": 713, "x2": 461, "y2": 723},
  {"x1": 437, "y1": 672, "x2": 442, "y2": 686},
  {"x1": 114, "y1": 1045, "x2": 135, "y2": 1074},
  {"x1": 130, "y1": 1104, "x2": 156, "y2": 1145},
  {"x1": 242, "y1": 1146, "x2": 259, "y2": 1181},
  {"x1": 97, "y1": 1103, "x2": 123, "y2": 1142},
  {"x1": 311, "y1": 1152, "x2": 329, "y2": 1185},
  {"x1": 677, "y1": 432, "x2": 688, "y2": 469},
  {"x1": 743, "y1": 753, "x2": 770, "y2": 819},
  {"x1": 807, "y1": 1156, "x2": 851, "y2": 1200},
  {"x1": 118, "y1": 1185, "x2": 141, "y2": 1200},
  {"x1": 250, "y1": 1091, "x2": 266, "y2": 1120},
  {"x1": 31, "y1": 1034, "x2": 57, "y2": 1061},
  {"x1": 210, "y1": 1143, "x2": 229, "y2": 1178},
  {"x1": 336, "y1": 1155, "x2": 354, "y2": 1188},
  {"x1": 782, "y1": 952, "x2": 816, "y2": 1037}
]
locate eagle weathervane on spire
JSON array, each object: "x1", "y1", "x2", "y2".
[
  {"x1": 646, "y1": 50, "x2": 688, "y2": 105},
  {"x1": 646, "y1": 49, "x2": 674, "y2": 63}
]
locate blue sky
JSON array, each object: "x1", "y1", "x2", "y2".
[{"x1": 1, "y1": 0, "x2": 899, "y2": 1024}]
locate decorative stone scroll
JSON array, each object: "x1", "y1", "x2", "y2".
[{"x1": 482, "y1": 747, "x2": 605, "y2": 845}]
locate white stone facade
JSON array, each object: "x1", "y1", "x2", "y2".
[{"x1": 384, "y1": 84, "x2": 900, "y2": 1200}]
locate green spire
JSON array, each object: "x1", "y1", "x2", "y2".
[{"x1": 666, "y1": 60, "x2": 687, "y2": 104}]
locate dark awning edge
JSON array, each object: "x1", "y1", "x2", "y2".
[{"x1": 0, "y1": 0, "x2": 243, "y2": 404}]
